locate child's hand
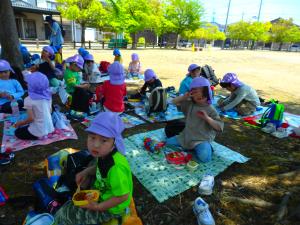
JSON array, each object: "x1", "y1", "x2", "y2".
[
  {"x1": 183, "y1": 91, "x2": 191, "y2": 99},
  {"x1": 80, "y1": 201, "x2": 101, "y2": 211},
  {"x1": 197, "y1": 110, "x2": 209, "y2": 121},
  {"x1": 14, "y1": 121, "x2": 22, "y2": 128},
  {"x1": 75, "y1": 170, "x2": 87, "y2": 186}
]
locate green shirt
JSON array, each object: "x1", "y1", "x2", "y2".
[
  {"x1": 93, "y1": 150, "x2": 133, "y2": 215},
  {"x1": 64, "y1": 68, "x2": 80, "y2": 94}
]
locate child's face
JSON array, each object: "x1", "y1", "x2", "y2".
[
  {"x1": 87, "y1": 133, "x2": 115, "y2": 158},
  {"x1": 69, "y1": 63, "x2": 81, "y2": 72},
  {"x1": 191, "y1": 87, "x2": 208, "y2": 105},
  {"x1": 190, "y1": 68, "x2": 201, "y2": 78},
  {"x1": 225, "y1": 84, "x2": 236, "y2": 92},
  {"x1": 41, "y1": 50, "x2": 50, "y2": 59},
  {"x1": 0, "y1": 70, "x2": 10, "y2": 80},
  {"x1": 29, "y1": 65, "x2": 38, "y2": 72},
  {"x1": 86, "y1": 61, "x2": 94, "y2": 67},
  {"x1": 146, "y1": 78, "x2": 155, "y2": 84}
]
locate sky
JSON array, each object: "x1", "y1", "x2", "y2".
[{"x1": 201, "y1": 0, "x2": 300, "y2": 25}]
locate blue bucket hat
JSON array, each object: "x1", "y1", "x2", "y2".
[
  {"x1": 113, "y1": 48, "x2": 121, "y2": 56},
  {"x1": 0, "y1": 60, "x2": 14, "y2": 73}
]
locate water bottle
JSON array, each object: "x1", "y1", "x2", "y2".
[{"x1": 10, "y1": 100, "x2": 19, "y2": 119}]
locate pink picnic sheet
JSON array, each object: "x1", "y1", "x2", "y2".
[{"x1": 1, "y1": 120, "x2": 78, "y2": 153}]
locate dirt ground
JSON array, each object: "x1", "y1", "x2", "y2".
[{"x1": 0, "y1": 49, "x2": 300, "y2": 225}]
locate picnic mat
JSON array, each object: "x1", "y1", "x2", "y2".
[
  {"x1": 129, "y1": 100, "x2": 184, "y2": 123},
  {"x1": 1, "y1": 114, "x2": 78, "y2": 153},
  {"x1": 124, "y1": 128, "x2": 249, "y2": 202},
  {"x1": 81, "y1": 113, "x2": 146, "y2": 129},
  {"x1": 213, "y1": 95, "x2": 268, "y2": 119}
]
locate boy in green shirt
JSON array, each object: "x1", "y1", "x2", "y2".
[
  {"x1": 64, "y1": 54, "x2": 89, "y2": 94},
  {"x1": 54, "y1": 112, "x2": 133, "y2": 225}
]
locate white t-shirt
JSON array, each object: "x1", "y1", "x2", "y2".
[{"x1": 24, "y1": 96, "x2": 54, "y2": 137}]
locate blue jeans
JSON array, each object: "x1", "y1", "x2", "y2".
[{"x1": 166, "y1": 136, "x2": 212, "y2": 163}]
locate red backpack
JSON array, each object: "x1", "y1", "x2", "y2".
[{"x1": 98, "y1": 61, "x2": 111, "y2": 73}]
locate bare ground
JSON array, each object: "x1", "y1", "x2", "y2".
[{"x1": 0, "y1": 49, "x2": 300, "y2": 225}]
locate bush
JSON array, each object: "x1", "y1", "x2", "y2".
[
  {"x1": 124, "y1": 33, "x2": 132, "y2": 43},
  {"x1": 138, "y1": 37, "x2": 145, "y2": 44}
]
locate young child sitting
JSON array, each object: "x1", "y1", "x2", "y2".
[
  {"x1": 54, "y1": 112, "x2": 133, "y2": 225},
  {"x1": 64, "y1": 55, "x2": 92, "y2": 113},
  {"x1": 218, "y1": 73, "x2": 260, "y2": 116},
  {"x1": 166, "y1": 77, "x2": 223, "y2": 163},
  {"x1": 97, "y1": 61, "x2": 126, "y2": 114},
  {"x1": 0, "y1": 60, "x2": 24, "y2": 113},
  {"x1": 64, "y1": 55, "x2": 90, "y2": 95},
  {"x1": 14, "y1": 72, "x2": 54, "y2": 140},
  {"x1": 179, "y1": 64, "x2": 201, "y2": 95},
  {"x1": 38, "y1": 46, "x2": 60, "y2": 87},
  {"x1": 113, "y1": 48, "x2": 122, "y2": 63},
  {"x1": 128, "y1": 53, "x2": 142, "y2": 77},
  {"x1": 83, "y1": 53, "x2": 101, "y2": 83}
]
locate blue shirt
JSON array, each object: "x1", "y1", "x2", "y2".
[
  {"x1": 0, "y1": 79, "x2": 24, "y2": 105},
  {"x1": 179, "y1": 75, "x2": 193, "y2": 95},
  {"x1": 50, "y1": 22, "x2": 64, "y2": 46}
]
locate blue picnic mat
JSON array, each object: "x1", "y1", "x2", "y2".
[
  {"x1": 124, "y1": 129, "x2": 249, "y2": 202},
  {"x1": 213, "y1": 95, "x2": 268, "y2": 119}
]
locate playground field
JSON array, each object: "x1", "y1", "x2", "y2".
[{"x1": 0, "y1": 48, "x2": 299, "y2": 225}]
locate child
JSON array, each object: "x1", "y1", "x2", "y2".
[
  {"x1": 53, "y1": 45, "x2": 63, "y2": 70},
  {"x1": 128, "y1": 53, "x2": 142, "y2": 77},
  {"x1": 0, "y1": 60, "x2": 24, "y2": 113},
  {"x1": 166, "y1": 77, "x2": 223, "y2": 163},
  {"x1": 140, "y1": 69, "x2": 162, "y2": 95},
  {"x1": 14, "y1": 72, "x2": 54, "y2": 140},
  {"x1": 179, "y1": 64, "x2": 201, "y2": 95},
  {"x1": 218, "y1": 73, "x2": 260, "y2": 116},
  {"x1": 83, "y1": 53, "x2": 100, "y2": 82},
  {"x1": 97, "y1": 61, "x2": 126, "y2": 113},
  {"x1": 38, "y1": 46, "x2": 60, "y2": 87},
  {"x1": 64, "y1": 54, "x2": 89, "y2": 94},
  {"x1": 64, "y1": 55, "x2": 92, "y2": 113},
  {"x1": 113, "y1": 48, "x2": 122, "y2": 63},
  {"x1": 54, "y1": 112, "x2": 133, "y2": 225}
]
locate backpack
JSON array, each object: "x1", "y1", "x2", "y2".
[
  {"x1": 24, "y1": 213, "x2": 54, "y2": 225},
  {"x1": 99, "y1": 61, "x2": 111, "y2": 74},
  {"x1": 145, "y1": 87, "x2": 168, "y2": 116},
  {"x1": 259, "y1": 101, "x2": 284, "y2": 128},
  {"x1": 201, "y1": 65, "x2": 219, "y2": 86}
]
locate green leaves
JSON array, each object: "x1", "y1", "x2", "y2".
[{"x1": 270, "y1": 18, "x2": 300, "y2": 43}]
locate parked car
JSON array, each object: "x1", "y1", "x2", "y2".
[
  {"x1": 290, "y1": 44, "x2": 300, "y2": 52},
  {"x1": 179, "y1": 40, "x2": 192, "y2": 47}
]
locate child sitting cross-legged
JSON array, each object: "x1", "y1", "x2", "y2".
[
  {"x1": 128, "y1": 53, "x2": 142, "y2": 77},
  {"x1": 218, "y1": 73, "x2": 260, "y2": 116},
  {"x1": 14, "y1": 72, "x2": 54, "y2": 140},
  {"x1": 54, "y1": 112, "x2": 133, "y2": 225},
  {"x1": 166, "y1": 77, "x2": 224, "y2": 163}
]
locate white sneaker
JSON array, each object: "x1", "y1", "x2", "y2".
[
  {"x1": 272, "y1": 127, "x2": 289, "y2": 138},
  {"x1": 261, "y1": 123, "x2": 276, "y2": 133},
  {"x1": 193, "y1": 197, "x2": 215, "y2": 225},
  {"x1": 198, "y1": 175, "x2": 214, "y2": 195}
]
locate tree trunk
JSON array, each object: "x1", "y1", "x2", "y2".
[
  {"x1": 279, "y1": 42, "x2": 283, "y2": 51},
  {"x1": 0, "y1": 0, "x2": 23, "y2": 69},
  {"x1": 80, "y1": 23, "x2": 86, "y2": 47},
  {"x1": 131, "y1": 32, "x2": 137, "y2": 49},
  {"x1": 174, "y1": 33, "x2": 180, "y2": 49}
]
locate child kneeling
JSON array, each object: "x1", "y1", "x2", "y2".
[
  {"x1": 218, "y1": 73, "x2": 260, "y2": 116},
  {"x1": 54, "y1": 112, "x2": 133, "y2": 225},
  {"x1": 166, "y1": 77, "x2": 223, "y2": 163}
]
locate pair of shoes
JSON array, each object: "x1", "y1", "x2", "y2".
[
  {"x1": 198, "y1": 175, "x2": 214, "y2": 195},
  {"x1": 271, "y1": 127, "x2": 289, "y2": 138},
  {"x1": 261, "y1": 123, "x2": 276, "y2": 133},
  {"x1": 193, "y1": 197, "x2": 215, "y2": 225}
]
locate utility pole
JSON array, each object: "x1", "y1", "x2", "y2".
[
  {"x1": 257, "y1": 0, "x2": 263, "y2": 22},
  {"x1": 224, "y1": 0, "x2": 231, "y2": 33},
  {"x1": 242, "y1": 12, "x2": 245, "y2": 21}
]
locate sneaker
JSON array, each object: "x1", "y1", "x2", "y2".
[
  {"x1": 261, "y1": 123, "x2": 276, "y2": 133},
  {"x1": 272, "y1": 127, "x2": 289, "y2": 138},
  {"x1": 193, "y1": 197, "x2": 215, "y2": 225},
  {"x1": 0, "y1": 155, "x2": 11, "y2": 165},
  {"x1": 198, "y1": 175, "x2": 214, "y2": 195}
]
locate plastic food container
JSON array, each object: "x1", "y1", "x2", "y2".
[
  {"x1": 72, "y1": 190, "x2": 100, "y2": 206},
  {"x1": 187, "y1": 160, "x2": 199, "y2": 171}
]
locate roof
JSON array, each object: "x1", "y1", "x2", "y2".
[{"x1": 12, "y1": 0, "x2": 60, "y2": 15}]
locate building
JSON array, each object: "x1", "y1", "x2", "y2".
[{"x1": 12, "y1": 0, "x2": 60, "y2": 40}]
